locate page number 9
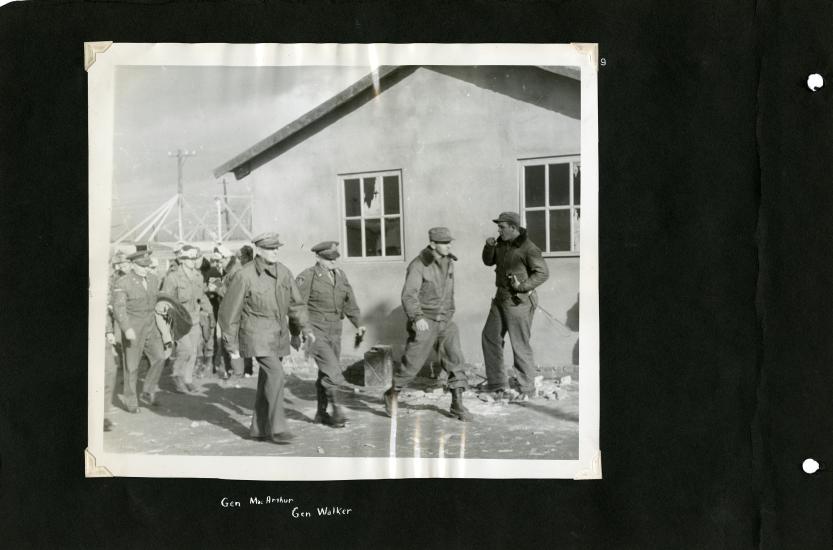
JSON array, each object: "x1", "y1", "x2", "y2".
[{"x1": 600, "y1": 58, "x2": 607, "y2": 67}]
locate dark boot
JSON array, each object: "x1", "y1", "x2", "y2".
[
  {"x1": 450, "y1": 388, "x2": 473, "y2": 422},
  {"x1": 328, "y1": 390, "x2": 347, "y2": 428},
  {"x1": 383, "y1": 385, "x2": 399, "y2": 417},
  {"x1": 313, "y1": 383, "x2": 332, "y2": 425}
]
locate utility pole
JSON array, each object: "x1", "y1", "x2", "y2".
[
  {"x1": 167, "y1": 149, "x2": 197, "y2": 241},
  {"x1": 220, "y1": 177, "x2": 231, "y2": 232}
]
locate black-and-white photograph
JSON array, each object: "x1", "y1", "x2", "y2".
[{"x1": 86, "y1": 43, "x2": 599, "y2": 479}]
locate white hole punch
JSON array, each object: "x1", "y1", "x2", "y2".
[
  {"x1": 807, "y1": 73, "x2": 824, "y2": 92},
  {"x1": 802, "y1": 458, "x2": 821, "y2": 474}
]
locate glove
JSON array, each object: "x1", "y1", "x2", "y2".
[
  {"x1": 485, "y1": 237, "x2": 497, "y2": 247},
  {"x1": 356, "y1": 326, "x2": 367, "y2": 338},
  {"x1": 415, "y1": 318, "x2": 430, "y2": 332},
  {"x1": 105, "y1": 332, "x2": 116, "y2": 346},
  {"x1": 124, "y1": 328, "x2": 137, "y2": 341},
  {"x1": 304, "y1": 331, "x2": 316, "y2": 345}
]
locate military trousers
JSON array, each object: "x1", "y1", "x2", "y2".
[
  {"x1": 121, "y1": 317, "x2": 165, "y2": 409},
  {"x1": 309, "y1": 318, "x2": 346, "y2": 391},
  {"x1": 104, "y1": 340, "x2": 118, "y2": 414},
  {"x1": 395, "y1": 318, "x2": 468, "y2": 390},
  {"x1": 171, "y1": 323, "x2": 202, "y2": 384},
  {"x1": 481, "y1": 294, "x2": 537, "y2": 393},
  {"x1": 249, "y1": 356, "x2": 289, "y2": 438}
]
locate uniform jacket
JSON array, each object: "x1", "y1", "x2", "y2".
[
  {"x1": 218, "y1": 256, "x2": 308, "y2": 358},
  {"x1": 162, "y1": 265, "x2": 211, "y2": 323},
  {"x1": 401, "y1": 247, "x2": 456, "y2": 322},
  {"x1": 296, "y1": 264, "x2": 361, "y2": 327},
  {"x1": 482, "y1": 228, "x2": 549, "y2": 294},
  {"x1": 112, "y1": 272, "x2": 162, "y2": 333}
]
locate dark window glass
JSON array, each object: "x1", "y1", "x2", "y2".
[
  {"x1": 573, "y1": 163, "x2": 581, "y2": 205},
  {"x1": 549, "y1": 163, "x2": 570, "y2": 206},
  {"x1": 365, "y1": 218, "x2": 382, "y2": 257},
  {"x1": 346, "y1": 219, "x2": 363, "y2": 257},
  {"x1": 524, "y1": 165, "x2": 545, "y2": 207},
  {"x1": 525, "y1": 210, "x2": 546, "y2": 251},
  {"x1": 385, "y1": 217, "x2": 402, "y2": 255},
  {"x1": 345, "y1": 178, "x2": 361, "y2": 217},
  {"x1": 383, "y1": 176, "x2": 400, "y2": 215},
  {"x1": 550, "y1": 210, "x2": 571, "y2": 251}
]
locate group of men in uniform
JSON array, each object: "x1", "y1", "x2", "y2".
[{"x1": 103, "y1": 210, "x2": 549, "y2": 445}]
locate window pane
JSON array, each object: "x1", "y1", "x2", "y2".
[
  {"x1": 573, "y1": 163, "x2": 581, "y2": 205},
  {"x1": 525, "y1": 210, "x2": 546, "y2": 251},
  {"x1": 346, "y1": 219, "x2": 362, "y2": 257},
  {"x1": 362, "y1": 177, "x2": 381, "y2": 216},
  {"x1": 573, "y1": 208, "x2": 580, "y2": 252},
  {"x1": 345, "y1": 178, "x2": 361, "y2": 217},
  {"x1": 383, "y1": 175, "x2": 400, "y2": 215},
  {"x1": 365, "y1": 218, "x2": 382, "y2": 257},
  {"x1": 385, "y1": 217, "x2": 402, "y2": 256},
  {"x1": 550, "y1": 209, "x2": 571, "y2": 251},
  {"x1": 549, "y1": 163, "x2": 570, "y2": 206},
  {"x1": 524, "y1": 165, "x2": 545, "y2": 207}
]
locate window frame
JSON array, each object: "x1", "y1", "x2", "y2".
[
  {"x1": 518, "y1": 155, "x2": 581, "y2": 258},
  {"x1": 337, "y1": 168, "x2": 405, "y2": 262}
]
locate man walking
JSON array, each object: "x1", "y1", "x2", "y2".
[
  {"x1": 481, "y1": 211, "x2": 549, "y2": 400},
  {"x1": 112, "y1": 251, "x2": 166, "y2": 413},
  {"x1": 384, "y1": 227, "x2": 472, "y2": 422},
  {"x1": 296, "y1": 241, "x2": 366, "y2": 428},
  {"x1": 218, "y1": 232, "x2": 312, "y2": 444},
  {"x1": 162, "y1": 244, "x2": 212, "y2": 394}
]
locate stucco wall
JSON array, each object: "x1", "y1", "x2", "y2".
[{"x1": 239, "y1": 66, "x2": 581, "y2": 368}]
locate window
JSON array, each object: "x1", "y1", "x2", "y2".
[
  {"x1": 520, "y1": 156, "x2": 581, "y2": 256},
  {"x1": 340, "y1": 170, "x2": 403, "y2": 260}
]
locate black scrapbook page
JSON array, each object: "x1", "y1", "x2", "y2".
[{"x1": 0, "y1": 1, "x2": 830, "y2": 548}]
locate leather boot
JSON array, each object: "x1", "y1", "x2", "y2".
[
  {"x1": 313, "y1": 383, "x2": 332, "y2": 425},
  {"x1": 383, "y1": 385, "x2": 399, "y2": 417},
  {"x1": 328, "y1": 390, "x2": 347, "y2": 428},
  {"x1": 450, "y1": 388, "x2": 473, "y2": 422}
]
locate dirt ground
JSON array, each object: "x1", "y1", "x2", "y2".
[{"x1": 103, "y1": 359, "x2": 579, "y2": 460}]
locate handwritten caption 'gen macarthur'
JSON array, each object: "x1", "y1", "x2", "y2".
[{"x1": 220, "y1": 496, "x2": 352, "y2": 518}]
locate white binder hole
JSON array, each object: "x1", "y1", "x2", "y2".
[{"x1": 802, "y1": 458, "x2": 820, "y2": 474}]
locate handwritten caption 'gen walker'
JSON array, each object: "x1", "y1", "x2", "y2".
[{"x1": 221, "y1": 496, "x2": 352, "y2": 518}]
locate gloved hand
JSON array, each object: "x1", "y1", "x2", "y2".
[
  {"x1": 304, "y1": 331, "x2": 316, "y2": 345},
  {"x1": 485, "y1": 237, "x2": 497, "y2": 247},
  {"x1": 356, "y1": 326, "x2": 367, "y2": 338},
  {"x1": 415, "y1": 318, "x2": 430, "y2": 332},
  {"x1": 124, "y1": 328, "x2": 137, "y2": 341},
  {"x1": 105, "y1": 332, "x2": 116, "y2": 346}
]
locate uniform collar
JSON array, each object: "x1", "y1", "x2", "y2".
[
  {"x1": 254, "y1": 256, "x2": 278, "y2": 277},
  {"x1": 419, "y1": 246, "x2": 458, "y2": 266}
]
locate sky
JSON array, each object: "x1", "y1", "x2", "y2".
[{"x1": 111, "y1": 65, "x2": 368, "y2": 237}]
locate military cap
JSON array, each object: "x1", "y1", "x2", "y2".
[
  {"x1": 127, "y1": 250, "x2": 153, "y2": 267},
  {"x1": 177, "y1": 244, "x2": 201, "y2": 259},
  {"x1": 428, "y1": 227, "x2": 454, "y2": 243},
  {"x1": 213, "y1": 244, "x2": 232, "y2": 260},
  {"x1": 492, "y1": 211, "x2": 521, "y2": 226},
  {"x1": 312, "y1": 241, "x2": 340, "y2": 260},
  {"x1": 252, "y1": 232, "x2": 285, "y2": 249}
]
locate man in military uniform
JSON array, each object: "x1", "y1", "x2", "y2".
[
  {"x1": 112, "y1": 251, "x2": 167, "y2": 413},
  {"x1": 219, "y1": 245, "x2": 254, "y2": 379},
  {"x1": 296, "y1": 241, "x2": 366, "y2": 428},
  {"x1": 384, "y1": 227, "x2": 472, "y2": 422},
  {"x1": 162, "y1": 244, "x2": 213, "y2": 394},
  {"x1": 103, "y1": 252, "x2": 130, "y2": 431},
  {"x1": 218, "y1": 232, "x2": 312, "y2": 444},
  {"x1": 481, "y1": 211, "x2": 550, "y2": 400}
]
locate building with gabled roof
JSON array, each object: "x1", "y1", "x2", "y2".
[{"x1": 215, "y1": 65, "x2": 581, "y2": 368}]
